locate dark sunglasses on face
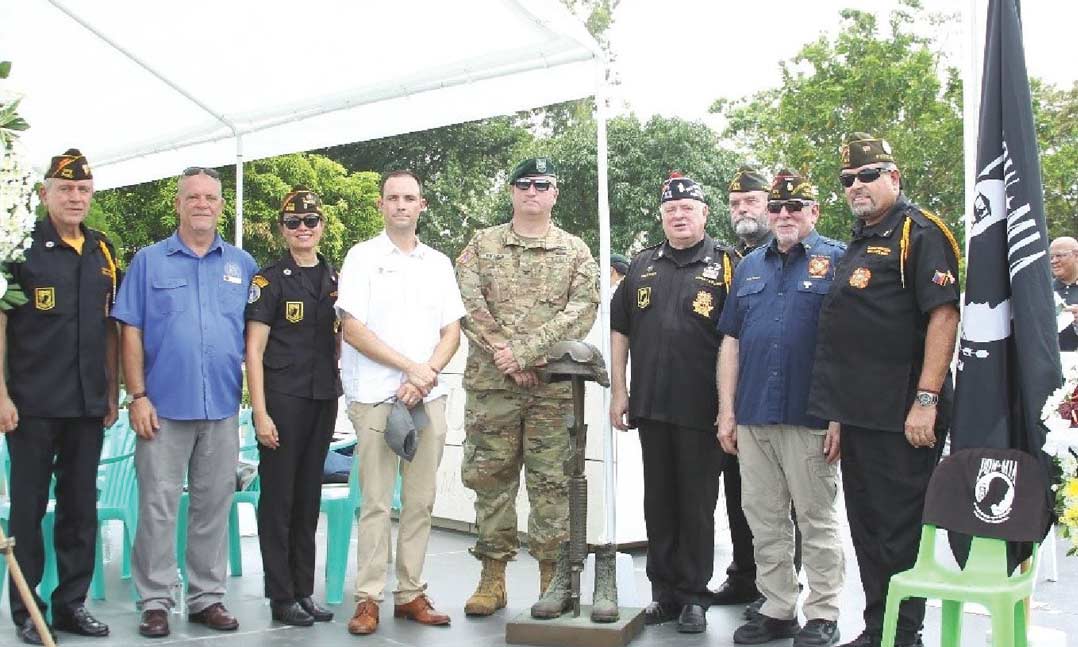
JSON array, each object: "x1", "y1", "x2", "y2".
[
  {"x1": 281, "y1": 215, "x2": 322, "y2": 230},
  {"x1": 512, "y1": 178, "x2": 554, "y2": 192},
  {"x1": 182, "y1": 166, "x2": 221, "y2": 179},
  {"x1": 767, "y1": 199, "x2": 813, "y2": 214},
  {"x1": 839, "y1": 167, "x2": 891, "y2": 188}
]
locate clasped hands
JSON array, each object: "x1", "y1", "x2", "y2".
[{"x1": 493, "y1": 341, "x2": 538, "y2": 389}]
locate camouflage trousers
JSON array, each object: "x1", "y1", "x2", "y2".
[{"x1": 461, "y1": 389, "x2": 575, "y2": 562}]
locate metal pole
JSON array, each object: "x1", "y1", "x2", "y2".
[
  {"x1": 595, "y1": 64, "x2": 616, "y2": 546},
  {"x1": 235, "y1": 136, "x2": 244, "y2": 248},
  {"x1": 962, "y1": 0, "x2": 982, "y2": 259},
  {"x1": 0, "y1": 525, "x2": 56, "y2": 647}
]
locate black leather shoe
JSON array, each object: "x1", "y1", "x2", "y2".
[
  {"x1": 188, "y1": 603, "x2": 239, "y2": 631},
  {"x1": 733, "y1": 613, "x2": 800, "y2": 644},
  {"x1": 838, "y1": 628, "x2": 880, "y2": 647},
  {"x1": 15, "y1": 618, "x2": 55, "y2": 646},
  {"x1": 271, "y1": 601, "x2": 314, "y2": 627},
  {"x1": 711, "y1": 578, "x2": 760, "y2": 605},
  {"x1": 743, "y1": 595, "x2": 766, "y2": 620},
  {"x1": 296, "y1": 596, "x2": 334, "y2": 622},
  {"x1": 676, "y1": 604, "x2": 706, "y2": 634},
  {"x1": 643, "y1": 601, "x2": 678, "y2": 626},
  {"x1": 794, "y1": 619, "x2": 840, "y2": 647},
  {"x1": 53, "y1": 605, "x2": 110, "y2": 637}
]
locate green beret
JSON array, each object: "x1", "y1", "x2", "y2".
[
  {"x1": 280, "y1": 186, "x2": 322, "y2": 215},
  {"x1": 45, "y1": 148, "x2": 92, "y2": 181},
  {"x1": 840, "y1": 132, "x2": 896, "y2": 169},
  {"x1": 509, "y1": 157, "x2": 557, "y2": 184},
  {"x1": 769, "y1": 169, "x2": 817, "y2": 201},
  {"x1": 728, "y1": 165, "x2": 769, "y2": 195},
  {"x1": 610, "y1": 254, "x2": 630, "y2": 275}
]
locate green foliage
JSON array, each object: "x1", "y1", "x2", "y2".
[
  {"x1": 93, "y1": 153, "x2": 382, "y2": 268},
  {"x1": 0, "y1": 61, "x2": 30, "y2": 148},
  {"x1": 712, "y1": 2, "x2": 964, "y2": 243},
  {"x1": 1032, "y1": 80, "x2": 1078, "y2": 239}
]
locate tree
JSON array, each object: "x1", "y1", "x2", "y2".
[
  {"x1": 1032, "y1": 80, "x2": 1078, "y2": 238},
  {"x1": 711, "y1": 1, "x2": 965, "y2": 242}
]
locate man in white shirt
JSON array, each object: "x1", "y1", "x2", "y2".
[{"x1": 336, "y1": 170, "x2": 465, "y2": 636}]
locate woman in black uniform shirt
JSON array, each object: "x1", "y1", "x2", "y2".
[{"x1": 245, "y1": 187, "x2": 343, "y2": 626}]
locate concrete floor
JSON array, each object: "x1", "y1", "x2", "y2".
[{"x1": 1, "y1": 508, "x2": 1076, "y2": 646}]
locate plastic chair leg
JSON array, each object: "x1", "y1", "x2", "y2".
[
  {"x1": 990, "y1": 601, "x2": 1017, "y2": 647},
  {"x1": 1012, "y1": 599, "x2": 1028, "y2": 647},
  {"x1": 880, "y1": 589, "x2": 904, "y2": 647},
  {"x1": 89, "y1": 523, "x2": 106, "y2": 600},
  {"x1": 227, "y1": 500, "x2": 242, "y2": 576},
  {"x1": 940, "y1": 599, "x2": 963, "y2": 647},
  {"x1": 121, "y1": 519, "x2": 133, "y2": 579},
  {"x1": 323, "y1": 508, "x2": 353, "y2": 605},
  {"x1": 176, "y1": 494, "x2": 189, "y2": 582},
  {"x1": 38, "y1": 511, "x2": 58, "y2": 617}
]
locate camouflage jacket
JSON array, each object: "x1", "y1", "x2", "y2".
[{"x1": 455, "y1": 222, "x2": 599, "y2": 398}]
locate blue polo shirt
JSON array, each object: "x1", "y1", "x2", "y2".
[
  {"x1": 717, "y1": 230, "x2": 845, "y2": 429},
  {"x1": 111, "y1": 232, "x2": 257, "y2": 421}
]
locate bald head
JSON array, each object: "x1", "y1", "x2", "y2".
[{"x1": 1050, "y1": 237, "x2": 1078, "y2": 283}]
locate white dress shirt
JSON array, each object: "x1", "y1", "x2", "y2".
[{"x1": 336, "y1": 232, "x2": 466, "y2": 404}]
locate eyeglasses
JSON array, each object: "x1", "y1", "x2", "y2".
[
  {"x1": 512, "y1": 178, "x2": 554, "y2": 192},
  {"x1": 281, "y1": 215, "x2": 322, "y2": 230},
  {"x1": 839, "y1": 167, "x2": 891, "y2": 188},
  {"x1": 182, "y1": 166, "x2": 221, "y2": 179},
  {"x1": 767, "y1": 199, "x2": 813, "y2": 214}
]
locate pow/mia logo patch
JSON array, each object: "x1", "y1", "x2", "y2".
[
  {"x1": 849, "y1": 267, "x2": 872, "y2": 289},
  {"x1": 35, "y1": 287, "x2": 55, "y2": 311},
  {"x1": 807, "y1": 256, "x2": 831, "y2": 278},
  {"x1": 692, "y1": 290, "x2": 714, "y2": 317},
  {"x1": 285, "y1": 301, "x2": 304, "y2": 323},
  {"x1": 637, "y1": 286, "x2": 651, "y2": 309}
]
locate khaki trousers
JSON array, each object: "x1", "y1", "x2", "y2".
[
  {"x1": 737, "y1": 424, "x2": 844, "y2": 621},
  {"x1": 348, "y1": 397, "x2": 448, "y2": 604}
]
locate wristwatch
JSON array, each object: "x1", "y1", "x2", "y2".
[
  {"x1": 914, "y1": 390, "x2": 939, "y2": 407},
  {"x1": 123, "y1": 392, "x2": 147, "y2": 406}
]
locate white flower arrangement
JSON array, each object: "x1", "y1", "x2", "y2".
[{"x1": 0, "y1": 142, "x2": 36, "y2": 309}]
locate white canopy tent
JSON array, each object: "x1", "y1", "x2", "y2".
[{"x1": 3, "y1": 0, "x2": 620, "y2": 541}]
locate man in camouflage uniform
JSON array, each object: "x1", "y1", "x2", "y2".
[{"x1": 455, "y1": 157, "x2": 599, "y2": 616}]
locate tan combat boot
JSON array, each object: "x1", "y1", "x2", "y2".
[
  {"x1": 539, "y1": 559, "x2": 558, "y2": 594},
  {"x1": 464, "y1": 557, "x2": 507, "y2": 616}
]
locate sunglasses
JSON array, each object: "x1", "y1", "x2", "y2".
[
  {"x1": 182, "y1": 166, "x2": 221, "y2": 179},
  {"x1": 281, "y1": 215, "x2": 322, "y2": 230},
  {"x1": 839, "y1": 167, "x2": 891, "y2": 188},
  {"x1": 512, "y1": 178, "x2": 554, "y2": 192},
  {"x1": 767, "y1": 199, "x2": 813, "y2": 214}
]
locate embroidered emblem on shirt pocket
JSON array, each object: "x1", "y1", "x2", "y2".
[
  {"x1": 285, "y1": 301, "x2": 304, "y2": 323},
  {"x1": 637, "y1": 286, "x2": 651, "y2": 309},
  {"x1": 35, "y1": 287, "x2": 55, "y2": 311}
]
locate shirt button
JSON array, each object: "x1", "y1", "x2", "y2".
[{"x1": 777, "y1": 292, "x2": 783, "y2": 297}]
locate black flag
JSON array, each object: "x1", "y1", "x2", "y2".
[{"x1": 951, "y1": 0, "x2": 1060, "y2": 553}]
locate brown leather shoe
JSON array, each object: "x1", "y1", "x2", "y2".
[
  {"x1": 394, "y1": 595, "x2": 450, "y2": 626},
  {"x1": 348, "y1": 599, "x2": 379, "y2": 635},
  {"x1": 138, "y1": 609, "x2": 170, "y2": 638},
  {"x1": 188, "y1": 602, "x2": 239, "y2": 631}
]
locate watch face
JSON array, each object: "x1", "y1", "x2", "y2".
[{"x1": 917, "y1": 392, "x2": 938, "y2": 406}]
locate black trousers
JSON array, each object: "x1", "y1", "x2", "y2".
[
  {"x1": 638, "y1": 420, "x2": 724, "y2": 608},
  {"x1": 722, "y1": 456, "x2": 803, "y2": 588},
  {"x1": 841, "y1": 424, "x2": 942, "y2": 637},
  {"x1": 257, "y1": 393, "x2": 337, "y2": 602},
  {"x1": 7, "y1": 416, "x2": 104, "y2": 623}
]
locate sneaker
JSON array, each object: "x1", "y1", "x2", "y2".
[
  {"x1": 734, "y1": 613, "x2": 801, "y2": 644},
  {"x1": 794, "y1": 619, "x2": 840, "y2": 647}
]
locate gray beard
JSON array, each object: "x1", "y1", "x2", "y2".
[{"x1": 735, "y1": 219, "x2": 765, "y2": 239}]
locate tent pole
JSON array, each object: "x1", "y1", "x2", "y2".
[
  {"x1": 235, "y1": 136, "x2": 244, "y2": 248},
  {"x1": 595, "y1": 67, "x2": 615, "y2": 546}
]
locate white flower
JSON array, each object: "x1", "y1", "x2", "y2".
[{"x1": 0, "y1": 143, "x2": 37, "y2": 264}]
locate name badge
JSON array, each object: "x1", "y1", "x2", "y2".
[{"x1": 223, "y1": 274, "x2": 242, "y2": 284}]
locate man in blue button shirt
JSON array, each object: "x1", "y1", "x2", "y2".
[
  {"x1": 717, "y1": 171, "x2": 845, "y2": 647},
  {"x1": 111, "y1": 167, "x2": 257, "y2": 638}
]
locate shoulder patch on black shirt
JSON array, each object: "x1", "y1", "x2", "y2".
[{"x1": 252, "y1": 275, "x2": 270, "y2": 288}]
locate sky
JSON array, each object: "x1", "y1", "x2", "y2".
[{"x1": 605, "y1": 0, "x2": 1076, "y2": 125}]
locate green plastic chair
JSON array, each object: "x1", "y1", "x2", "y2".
[
  {"x1": 881, "y1": 526, "x2": 1038, "y2": 647},
  {"x1": 881, "y1": 448, "x2": 1052, "y2": 647},
  {"x1": 89, "y1": 412, "x2": 138, "y2": 600},
  {"x1": 319, "y1": 437, "x2": 404, "y2": 605}
]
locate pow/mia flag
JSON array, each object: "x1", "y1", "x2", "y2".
[{"x1": 951, "y1": 0, "x2": 1058, "y2": 563}]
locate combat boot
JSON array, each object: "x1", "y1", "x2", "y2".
[
  {"x1": 539, "y1": 559, "x2": 558, "y2": 594},
  {"x1": 464, "y1": 558, "x2": 507, "y2": 616},
  {"x1": 591, "y1": 543, "x2": 619, "y2": 623},
  {"x1": 530, "y1": 543, "x2": 572, "y2": 619}
]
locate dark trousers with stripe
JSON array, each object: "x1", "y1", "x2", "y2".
[
  {"x1": 841, "y1": 424, "x2": 942, "y2": 638},
  {"x1": 638, "y1": 420, "x2": 725, "y2": 608},
  {"x1": 7, "y1": 416, "x2": 104, "y2": 623},
  {"x1": 257, "y1": 394, "x2": 337, "y2": 602}
]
